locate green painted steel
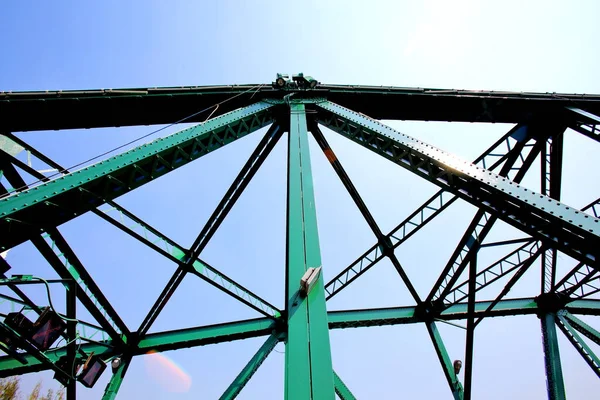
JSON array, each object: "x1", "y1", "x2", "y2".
[
  {"x1": 540, "y1": 314, "x2": 566, "y2": 400},
  {"x1": 0, "y1": 101, "x2": 276, "y2": 251},
  {"x1": 1, "y1": 300, "x2": 600, "y2": 378},
  {"x1": 426, "y1": 322, "x2": 463, "y2": 400},
  {"x1": 563, "y1": 311, "x2": 600, "y2": 346},
  {"x1": 328, "y1": 299, "x2": 540, "y2": 329},
  {"x1": 137, "y1": 318, "x2": 275, "y2": 353},
  {"x1": 102, "y1": 356, "x2": 131, "y2": 400},
  {"x1": 219, "y1": 333, "x2": 280, "y2": 399},
  {"x1": 95, "y1": 204, "x2": 280, "y2": 319},
  {"x1": 0, "y1": 83, "x2": 599, "y2": 399},
  {"x1": 285, "y1": 103, "x2": 334, "y2": 399},
  {"x1": 0, "y1": 159, "x2": 130, "y2": 341},
  {"x1": 316, "y1": 101, "x2": 599, "y2": 266},
  {"x1": 556, "y1": 313, "x2": 600, "y2": 378},
  {"x1": 332, "y1": 371, "x2": 357, "y2": 400}
]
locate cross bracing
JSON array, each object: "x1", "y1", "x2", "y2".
[{"x1": 0, "y1": 79, "x2": 599, "y2": 399}]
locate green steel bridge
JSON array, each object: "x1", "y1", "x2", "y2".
[{"x1": 0, "y1": 76, "x2": 599, "y2": 399}]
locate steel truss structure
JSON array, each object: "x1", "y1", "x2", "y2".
[{"x1": 0, "y1": 80, "x2": 599, "y2": 399}]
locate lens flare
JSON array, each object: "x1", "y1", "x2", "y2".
[{"x1": 144, "y1": 350, "x2": 192, "y2": 393}]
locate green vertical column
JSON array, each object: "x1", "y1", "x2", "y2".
[
  {"x1": 285, "y1": 103, "x2": 334, "y2": 400},
  {"x1": 541, "y1": 314, "x2": 566, "y2": 400}
]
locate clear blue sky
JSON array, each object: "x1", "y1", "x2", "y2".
[{"x1": 1, "y1": 1, "x2": 600, "y2": 399}]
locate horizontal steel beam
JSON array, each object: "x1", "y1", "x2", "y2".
[
  {"x1": 2, "y1": 299, "x2": 599, "y2": 377},
  {"x1": 327, "y1": 298, "x2": 600, "y2": 329},
  {"x1": 136, "y1": 318, "x2": 276, "y2": 353},
  {"x1": 0, "y1": 318, "x2": 276, "y2": 376},
  {"x1": 2, "y1": 85, "x2": 600, "y2": 131}
]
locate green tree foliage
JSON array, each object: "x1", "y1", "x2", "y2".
[{"x1": 0, "y1": 377, "x2": 63, "y2": 400}]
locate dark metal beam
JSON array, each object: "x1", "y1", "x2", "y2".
[
  {"x1": 2, "y1": 85, "x2": 600, "y2": 132},
  {"x1": 427, "y1": 133, "x2": 542, "y2": 304},
  {"x1": 566, "y1": 107, "x2": 600, "y2": 143},
  {"x1": 324, "y1": 124, "x2": 533, "y2": 301},
  {"x1": 66, "y1": 280, "x2": 77, "y2": 400},
  {"x1": 540, "y1": 133, "x2": 563, "y2": 293},
  {"x1": 136, "y1": 123, "x2": 283, "y2": 335},
  {"x1": 188, "y1": 123, "x2": 283, "y2": 260},
  {"x1": 445, "y1": 241, "x2": 542, "y2": 306},
  {"x1": 310, "y1": 123, "x2": 420, "y2": 303},
  {"x1": 136, "y1": 267, "x2": 186, "y2": 336},
  {"x1": 463, "y1": 256, "x2": 476, "y2": 400},
  {"x1": 472, "y1": 247, "x2": 543, "y2": 328}
]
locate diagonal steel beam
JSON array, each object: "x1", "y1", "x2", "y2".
[
  {"x1": 472, "y1": 247, "x2": 543, "y2": 328},
  {"x1": 563, "y1": 311, "x2": 600, "y2": 346},
  {"x1": 0, "y1": 101, "x2": 276, "y2": 251},
  {"x1": 556, "y1": 312, "x2": 600, "y2": 378},
  {"x1": 137, "y1": 266, "x2": 186, "y2": 336},
  {"x1": 219, "y1": 333, "x2": 280, "y2": 400},
  {"x1": 582, "y1": 197, "x2": 600, "y2": 219},
  {"x1": 426, "y1": 322, "x2": 463, "y2": 400},
  {"x1": 0, "y1": 157, "x2": 129, "y2": 342},
  {"x1": 554, "y1": 262, "x2": 597, "y2": 299},
  {"x1": 188, "y1": 122, "x2": 283, "y2": 260},
  {"x1": 316, "y1": 101, "x2": 597, "y2": 265},
  {"x1": 1, "y1": 128, "x2": 281, "y2": 335},
  {"x1": 324, "y1": 124, "x2": 533, "y2": 301},
  {"x1": 311, "y1": 123, "x2": 421, "y2": 303},
  {"x1": 94, "y1": 203, "x2": 280, "y2": 320},
  {"x1": 136, "y1": 124, "x2": 283, "y2": 335},
  {"x1": 333, "y1": 370, "x2": 358, "y2": 400},
  {"x1": 427, "y1": 135, "x2": 544, "y2": 304}
]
